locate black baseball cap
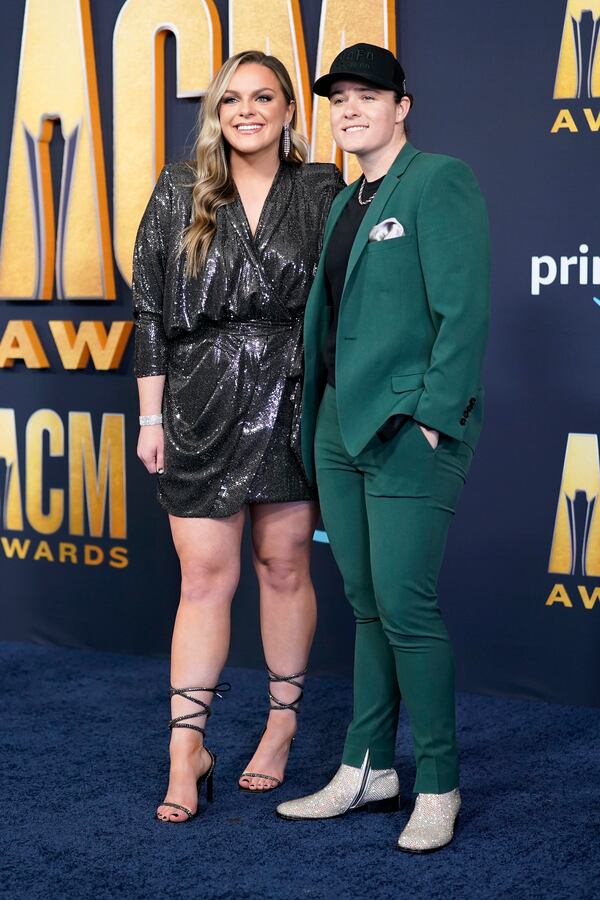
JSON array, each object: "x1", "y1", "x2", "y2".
[{"x1": 313, "y1": 43, "x2": 407, "y2": 97}]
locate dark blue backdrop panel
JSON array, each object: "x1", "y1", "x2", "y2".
[
  {"x1": 1, "y1": 0, "x2": 598, "y2": 706},
  {"x1": 398, "y1": 0, "x2": 600, "y2": 706}
]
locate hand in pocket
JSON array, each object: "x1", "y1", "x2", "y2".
[{"x1": 418, "y1": 423, "x2": 439, "y2": 450}]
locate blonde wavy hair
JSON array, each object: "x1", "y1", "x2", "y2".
[{"x1": 181, "y1": 51, "x2": 308, "y2": 277}]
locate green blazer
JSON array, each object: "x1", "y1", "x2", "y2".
[{"x1": 300, "y1": 142, "x2": 491, "y2": 484}]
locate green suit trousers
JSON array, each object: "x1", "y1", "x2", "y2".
[{"x1": 315, "y1": 385, "x2": 474, "y2": 793}]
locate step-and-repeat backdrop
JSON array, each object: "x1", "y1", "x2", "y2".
[{"x1": 0, "y1": 0, "x2": 598, "y2": 705}]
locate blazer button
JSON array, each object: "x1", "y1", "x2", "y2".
[{"x1": 460, "y1": 418, "x2": 466, "y2": 426}]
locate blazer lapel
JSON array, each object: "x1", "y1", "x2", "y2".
[
  {"x1": 343, "y1": 142, "x2": 421, "y2": 293},
  {"x1": 308, "y1": 144, "x2": 422, "y2": 321}
]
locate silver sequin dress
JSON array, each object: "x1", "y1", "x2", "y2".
[{"x1": 133, "y1": 160, "x2": 344, "y2": 518}]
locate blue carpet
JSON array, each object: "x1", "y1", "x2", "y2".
[{"x1": 1, "y1": 641, "x2": 599, "y2": 900}]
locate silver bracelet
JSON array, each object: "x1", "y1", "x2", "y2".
[{"x1": 139, "y1": 414, "x2": 163, "y2": 426}]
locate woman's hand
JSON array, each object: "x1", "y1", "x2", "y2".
[
  {"x1": 136, "y1": 375, "x2": 166, "y2": 473},
  {"x1": 419, "y1": 424, "x2": 439, "y2": 450},
  {"x1": 137, "y1": 424, "x2": 165, "y2": 474}
]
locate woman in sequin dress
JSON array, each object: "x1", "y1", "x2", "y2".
[{"x1": 133, "y1": 51, "x2": 344, "y2": 822}]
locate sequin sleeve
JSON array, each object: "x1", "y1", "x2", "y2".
[
  {"x1": 132, "y1": 165, "x2": 173, "y2": 377},
  {"x1": 301, "y1": 163, "x2": 346, "y2": 252},
  {"x1": 322, "y1": 166, "x2": 346, "y2": 247}
]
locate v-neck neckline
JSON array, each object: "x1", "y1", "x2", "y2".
[{"x1": 233, "y1": 163, "x2": 283, "y2": 242}]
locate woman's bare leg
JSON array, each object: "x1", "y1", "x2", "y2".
[
  {"x1": 157, "y1": 510, "x2": 245, "y2": 821},
  {"x1": 239, "y1": 501, "x2": 319, "y2": 791}
]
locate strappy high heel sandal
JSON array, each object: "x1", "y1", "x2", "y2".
[
  {"x1": 155, "y1": 682, "x2": 230, "y2": 823},
  {"x1": 239, "y1": 667, "x2": 307, "y2": 794}
]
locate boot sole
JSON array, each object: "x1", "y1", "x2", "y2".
[{"x1": 277, "y1": 794, "x2": 401, "y2": 821}]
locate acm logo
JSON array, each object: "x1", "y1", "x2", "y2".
[
  {"x1": 546, "y1": 434, "x2": 600, "y2": 610},
  {"x1": 0, "y1": 407, "x2": 128, "y2": 569},
  {"x1": 552, "y1": 1, "x2": 600, "y2": 132},
  {"x1": 0, "y1": 0, "x2": 394, "y2": 301}
]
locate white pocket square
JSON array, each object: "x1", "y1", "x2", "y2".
[{"x1": 368, "y1": 218, "x2": 406, "y2": 242}]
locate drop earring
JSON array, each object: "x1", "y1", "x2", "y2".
[{"x1": 282, "y1": 123, "x2": 291, "y2": 158}]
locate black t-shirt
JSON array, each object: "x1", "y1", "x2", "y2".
[{"x1": 323, "y1": 176, "x2": 384, "y2": 387}]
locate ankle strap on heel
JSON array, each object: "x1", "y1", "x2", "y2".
[
  {"x1": 267, "y1": 668, "x2": 307, "y2": 714},
  {"x1": 168, "y1": 682, "x2": 231, "y2": 735}
]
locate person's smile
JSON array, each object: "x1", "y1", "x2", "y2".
[{"x1": 233, "y1": 123, "x2": 264, "y2": 133}]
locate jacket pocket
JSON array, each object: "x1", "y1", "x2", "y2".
[
  {"x1": 391, "y1": 373, "x2": 425, "y2": 392},
  {"x1": 366, "y1": 234, "x2": 415, "y2": 251}
]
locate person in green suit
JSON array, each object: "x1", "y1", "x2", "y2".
[{"x1": 276, "y1": 44, "x2": 490, "y2": 852}]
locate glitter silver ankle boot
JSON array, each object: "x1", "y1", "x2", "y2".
[
  {"x1": 397, "y1": 788, "x2": 461, "y2": 852},
  {"x1": 276, "y1": 752, "x2": 399, "y2": 820}
]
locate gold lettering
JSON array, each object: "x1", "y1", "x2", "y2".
[
  {"x1": 546, "y1": 583, "x2": 573, "y2": 607},
  {"x1": 311, "y1": 0, "x2": 396, "y2": 181},
  {"x1": 59, "y1": 542, "x2": 78, "y2": 563},
  {"x1": 49, "y1": 321, "x2": 133, "y2": 370},
  {"x1": 548, "y1": 434, "x2": 600, "y2": 576},
  {"x1": 0, "y1": 409, "x2": 24, "y2": 530},
  {"x1": 229, "y1": 0, "x2": 311, "y2": 139},
  {"x1": 69, "y1": 412, "x2": 126, "y2": 539},
  {"x1": 0, "y1": 536, "x2": 30, "y2": 559},
  {"x1": 33, "y1": 539, "x2": 54, "y2": 561},
  {"x1": 0, "y1": 321, "x2": 49, "y2": 368},
  {"x1": 578, "y1": 585, "x2": 600, "y2": 609},
  {"x1": 550, "y1": 109, "x2": 578, "y2": 132},
  {"x1": 583, "y1": 108, "x2": 600, "y2": 131},
  {"x1": 84, "y1": 544, "x2": 104, "y2": 565},
  {"x1": 109, "y1": 546, "x2": 129, "y2": 569},
  {"x1": 0, "y1": 0, "x2": 114, "y2": 299},
  {"x1": 25, "y1": 410, "x2": 64, "y2": 535},
  {"x1": 113, "y1": 0, "x2": 222, "y2": 285}
]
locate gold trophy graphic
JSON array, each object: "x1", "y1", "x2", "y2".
[
  {"x1": 554, "y1": 1, "x2": 600, "y2": 99},
  {"x1": 549, "y1": 434, "x2": 600, "y2": 577}
]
